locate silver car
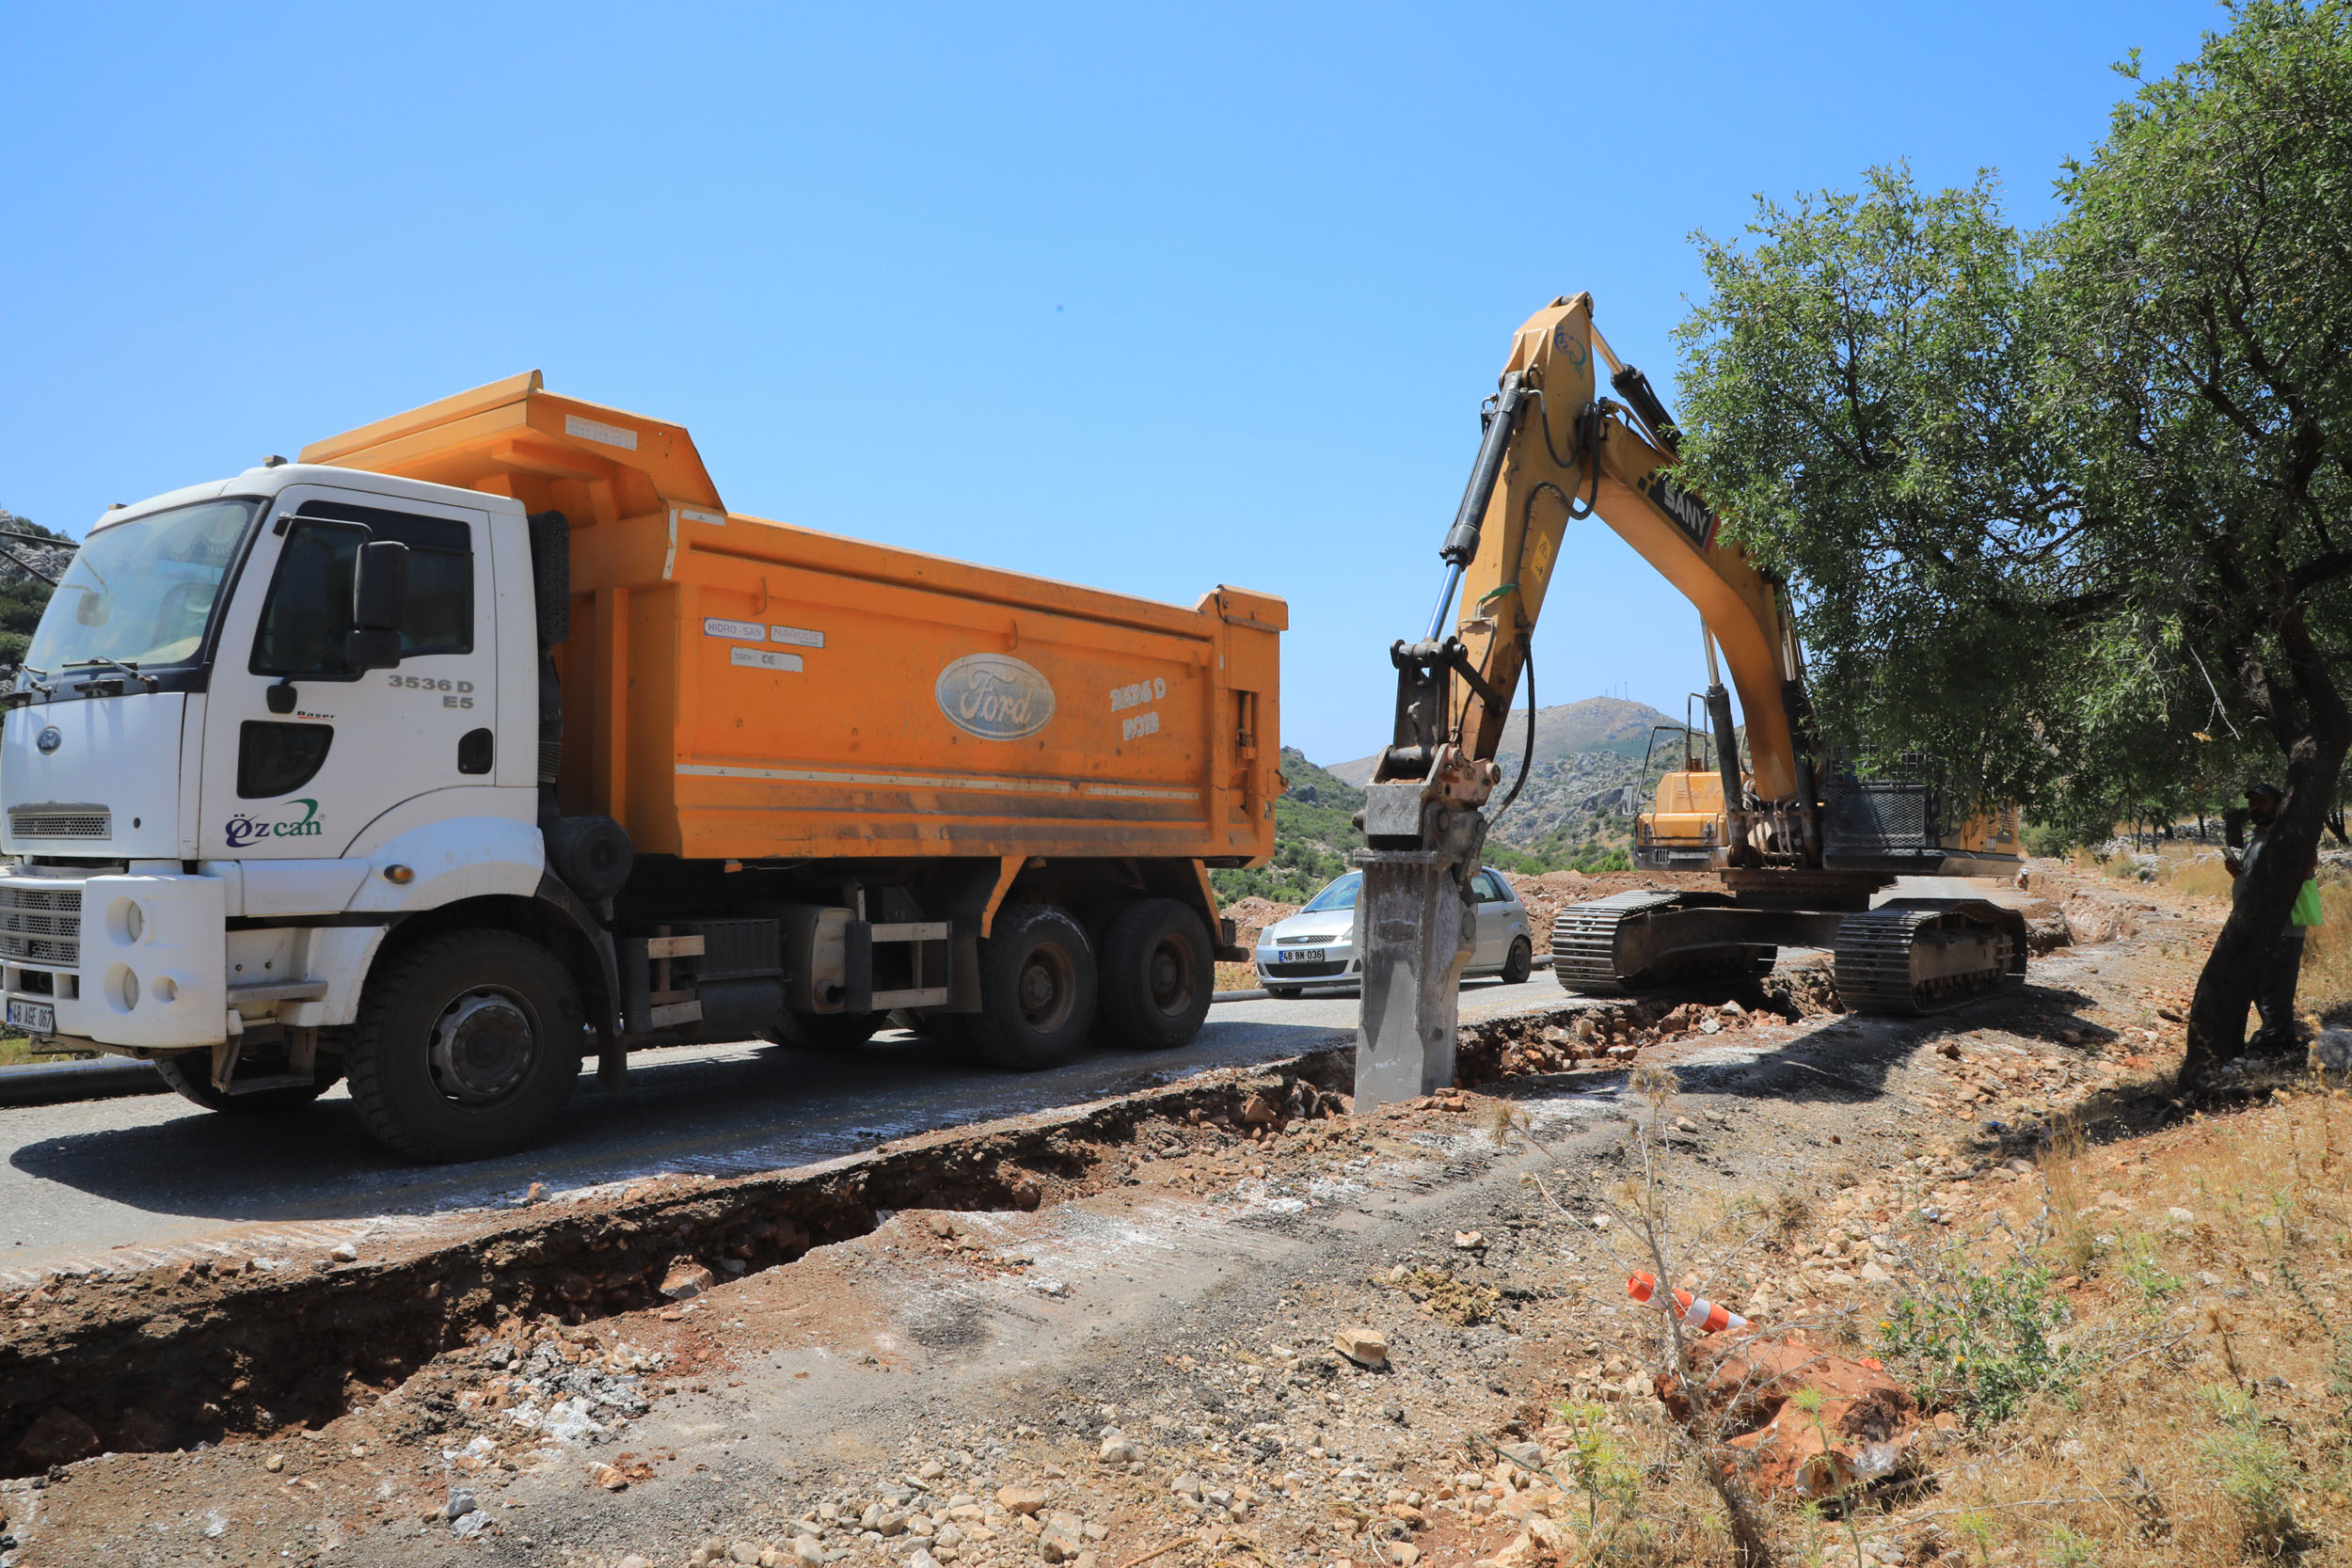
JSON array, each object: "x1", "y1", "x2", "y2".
[{"x1": 1253, "y1": 867, "x2": 1535, "y2": 998}]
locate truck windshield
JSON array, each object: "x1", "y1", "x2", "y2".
[{"x1": 24, "y1": 499, "x2": 257, "y2": 675}]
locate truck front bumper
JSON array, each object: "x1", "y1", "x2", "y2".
[{"x1": 0, "y1": 868, "x2": 230, "y2": 1052}]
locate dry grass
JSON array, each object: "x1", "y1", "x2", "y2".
[
  {"x1": 2160, "y1": 855, "x2": 2237, "y2": 902},
  {"x1": 1492, "y1": 1079, "x2": 2352, "y2": 1565},
  {"x1": 1897, "y1": 1081, "x2": 2352, "y2": 1565},
  {"x1": 2036, "y1": 1116, "x2": 2101, "y2": 1277}
]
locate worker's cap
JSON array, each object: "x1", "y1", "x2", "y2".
[{"x1": 2248, "y1": 784, "x2": 2284, "y2": 803}]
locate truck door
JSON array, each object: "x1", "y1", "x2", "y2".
[{"x1": 199, "y1": 485, "x2": 499, "y2": 863}]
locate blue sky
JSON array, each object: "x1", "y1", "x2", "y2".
[{"x1": 1, "y1": 2, "x2": 2223, "y2": 765}]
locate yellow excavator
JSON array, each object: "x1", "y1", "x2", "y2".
[{"x1": 1366, "y1": 293, "x2": 2026, "y2": 1018}]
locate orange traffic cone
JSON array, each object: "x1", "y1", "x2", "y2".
[{"x1": 1627, "y1": 1271, "x2": 1748, "y2": 1335}]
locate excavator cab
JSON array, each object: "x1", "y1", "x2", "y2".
[{"x1": 1633, "y1": 699, "x2": 1749, "y2": 871}]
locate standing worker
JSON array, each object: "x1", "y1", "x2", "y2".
[{"x1": 2225, "y1": 784, "x2": 2324, "y2": 1056}]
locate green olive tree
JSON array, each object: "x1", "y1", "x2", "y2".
[{"x1": 1674, "y1": 1, "x2": 2352, "y2": 1077}]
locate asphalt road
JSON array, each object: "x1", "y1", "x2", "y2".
[{"x1": 0, "y1": 974, "x2": 1573, "y2": 1287}]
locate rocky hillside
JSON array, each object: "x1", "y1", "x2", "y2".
[
  {"x1": 1209, "y1": 748, "x2": 1367, "y2": 905},
  {"x1": 1326, "y1": 695, "x2": 1673, "y2": 784},
  {"x1": 0, "y1": 509, "x2": 72, "y2": 668}
]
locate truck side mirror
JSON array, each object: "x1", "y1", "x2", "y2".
[{"x1": 345, "y1": 539, "x2": 410, "y2": 671}]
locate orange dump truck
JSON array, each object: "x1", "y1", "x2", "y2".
[{"x1": 0, "y1": 372, "x2": 1281, "y2": 1159}]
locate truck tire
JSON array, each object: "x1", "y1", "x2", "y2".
[
  {"x1": 966, "y1": 903, "x2": 1097, "y2": 1070},
  {"x1": 1098, "y1": 898, "x2": 1214, "y2": 1050},
  {"x1": 154, "y1": 1052, "x2": 338, "y2": 1115},
  {"x1": 345, "y1": 929, "x2": 585, "y2": 1162},
  {"x1": 1500, "y1": 935, "x2": 1534, "y2": 985},
  {"x1": 765, "y1": 1010, "x2": 881, "y2": 1052}
]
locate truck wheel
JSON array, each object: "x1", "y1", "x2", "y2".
[
  {"x1": 966, "y1": 903, "x2": 1097, "y2": 1070},
  {"x1": 154, "y1": 1052, "x2": 338, "y2": 1115},
  {"x1": 1098, "y1": 898, "x2": 1213, "y2": 1050},
  {"x1": 766, "y1": 1011, "x2": 881, "y2": 1052},
  {"x1": 1500, "y1": 935, "x2": 1534, "y2": 986},
  {"x1": 345, "y1": 929, "x2": 585, "y2": 1162}
]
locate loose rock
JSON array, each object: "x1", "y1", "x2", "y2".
[{"x1": 661, "y1": 1258, "x2": 719, "y2": 1300}]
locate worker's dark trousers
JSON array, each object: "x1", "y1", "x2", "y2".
[{"x1": 2254, "y1": 924, "x2": 2308, "y2": 1039}]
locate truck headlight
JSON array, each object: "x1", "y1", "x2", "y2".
[{"x1": 106, "y1": 896, "x2": 148, "y2": 945}]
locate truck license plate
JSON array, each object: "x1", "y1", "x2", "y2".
[
  {"x1": 8, "y1": 999, "x2": 54, "y2": 1036},
  {"x1": 1282, "y1": 949, "x2": 1325, "y2": 966}
]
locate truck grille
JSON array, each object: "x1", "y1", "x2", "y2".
[
  {"x1": 10, "y1": 807, "x2": 110, "y2": 840},
  {"x1": 0, "y1": 883, "x2": 81, "y2": 967}
]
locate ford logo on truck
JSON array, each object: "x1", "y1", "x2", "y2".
[{"x1": 936, "y1": 655, "x2": 1056, "y2": 740}]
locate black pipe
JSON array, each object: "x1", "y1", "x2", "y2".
[
  {"x1": 0, "y1": 1058, "x2": 166, "y2": 1105},
  {"x1": 1438, "y1": 373, "x2": 1527, "y2": 567}
]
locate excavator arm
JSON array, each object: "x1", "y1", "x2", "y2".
[{"x1": 1372, "y1": 293, "x2": 1820, "y2": 864}]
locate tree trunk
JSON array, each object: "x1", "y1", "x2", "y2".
[{"x1": 2182, "y1": 725, "x2": 2351, "y2": 1081}]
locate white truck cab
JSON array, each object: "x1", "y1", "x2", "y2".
[{"x1": 0, "y1": 464, "x2": 555, "y2": 1145}]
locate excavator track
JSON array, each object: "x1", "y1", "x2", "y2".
[
  {"x1": 1550, "y1": 891, "x2": 1685, "y2": 996},
  {"x1": 1831, "y1": 902, "x2": 2023, "y2": 1016},
  {"x1": 1550, "y1": 890, "x2": 1777, "y2": 995}
]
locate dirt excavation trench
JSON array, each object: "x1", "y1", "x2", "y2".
[
  {"x1": 9, "y1": 859, "x2": 2347, "y2": 1568},
  {"x1": 0, "y1": 1055, "x2": 1375, "y2": 1475}
]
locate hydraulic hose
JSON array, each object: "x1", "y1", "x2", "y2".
[{"x1": 1487, "y1": 640, "x2": 1536, "y2": 831}]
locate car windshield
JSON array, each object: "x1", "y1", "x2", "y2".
[
  {"x1": 1300, "y1": 872, "x2": 1362, "y2": 913},
  {"x1": 24, "y1": 499, "x2": 257, "y2": 675}
]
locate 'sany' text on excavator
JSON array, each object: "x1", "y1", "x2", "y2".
[{"x1": 1348, "y1": 293, "x2": 2026, "y2": 1109}]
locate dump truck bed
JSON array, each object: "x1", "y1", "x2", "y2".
[{"x1": 299, "y1": 372, "x2": 1284, "y2": 867}]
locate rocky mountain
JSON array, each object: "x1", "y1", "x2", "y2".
[{"x1": 1326, "y1": 695, "x2": 1674, "y2": 784}]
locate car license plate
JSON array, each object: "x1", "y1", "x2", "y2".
[
  {"x1": 1282, "y1": 949, "x2": 1326, "y2": 966},
  {"x1": 8, "y1": 999, "x2": 55, "y2": 1036}
]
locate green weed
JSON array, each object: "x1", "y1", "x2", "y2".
[
  {"x1": 1879, "y1": 1257, "x2": 2079, "y2": 1426},
  {"x1": 2121, "y1": 1243, "x2": 2185, "y2": 1321},
  {"x1": 2200, "y1": 1386, "x2": 2299, "y2": 1556},
  {"x1": 2044, "y1": 1522, "x2": 2099, "y2": 1567}
]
